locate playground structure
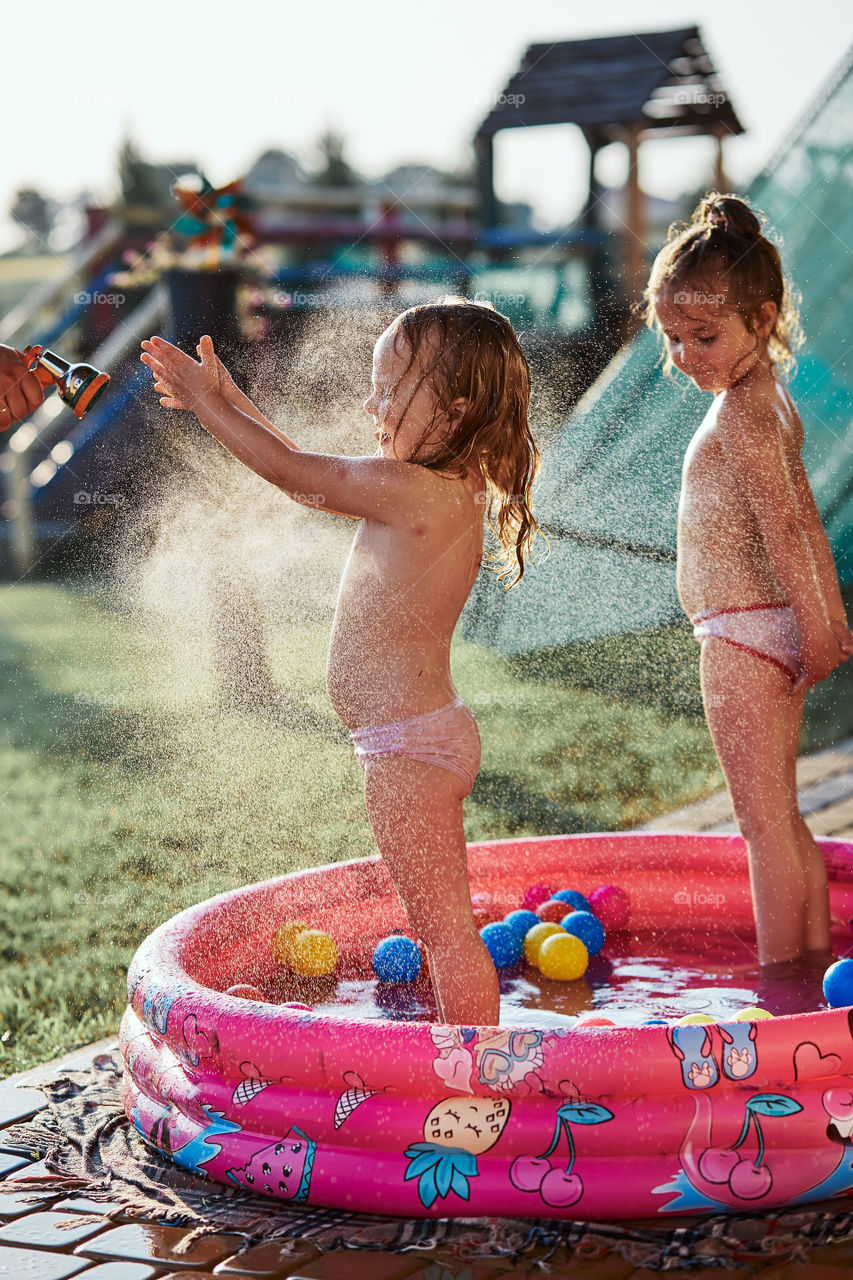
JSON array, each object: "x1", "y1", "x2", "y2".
[
  {"x1": 0, "y1": 26, "x2": 744, "y2": 577},
  {"x1": 464, "y1": 44, "x2": 853, "y2": 654}
]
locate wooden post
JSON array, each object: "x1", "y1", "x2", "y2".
[
  {"x1": 623, "y1": 122, "x2": 646, "y2": 307},
  {"x1": 713, "y1": 130, "x2": 729, "y2": 192},
  {"x1": 474, "y1": 133, "x2": 497, "y2": 230}
]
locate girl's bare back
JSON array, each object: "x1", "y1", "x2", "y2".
[{"x1": 677, "y1": 372, "x2": 800, "y2": 618}]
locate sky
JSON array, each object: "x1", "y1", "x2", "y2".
[{"x1": 5, "y1": 0, "x2": 853, "y2": 249}]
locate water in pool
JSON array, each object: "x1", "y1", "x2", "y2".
[{"x1": 263, "y1": 927, "x2": 831, "y2": 1027}]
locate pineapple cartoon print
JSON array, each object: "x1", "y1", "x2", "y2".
[{"x1": 405, "y1": 1096, "x2": 510, "y2": 1210}]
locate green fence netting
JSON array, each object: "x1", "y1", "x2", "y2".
[{"x1": 464, "y1": 47, "x2": 853, "y2": 654}]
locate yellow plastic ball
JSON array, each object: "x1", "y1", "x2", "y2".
[
  {"x1": 270, "y1": 920, "x2": 310, "y2": 966},
  {"x1": 732, "y1": 1006, "x2": 774, "y2": 1021},
  {"x1": 676, "y1": 1012, "x2": 716, "y2": 1025},
  {"x1": 538, "y1": 932, "x2": 589, "y2": 981},
  {"x1": 289, "y1": 929, "x2": 339, "y2": 977},
  {"x1": 523, "y1": 921, "x2": 564, "y2": 966}
]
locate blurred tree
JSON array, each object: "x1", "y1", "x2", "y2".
[
  {"x1": 10, "y1": 187, "x2": 58, "y2": 246},
  {"x1": 118, "y1": 137, "x2": 206, "y2": 211},
  {"x1": 311, "y1": 131, "x2": 360, "y2": 187}
]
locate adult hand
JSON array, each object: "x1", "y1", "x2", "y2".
[{"x1": 0, "y1": 345, "x2": 45, "y2": 426}]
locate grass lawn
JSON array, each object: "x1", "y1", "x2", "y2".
[{"x1": 2, "y1": 578, "x2": 851, "y2": 1073}]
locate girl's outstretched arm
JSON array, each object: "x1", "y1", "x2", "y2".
[
  {"x1": 717, "y1": 388, "x2": 843, "y2": 685},
  {"x1": 140, "y1": 334, "x2": 437, "y2": 525}
]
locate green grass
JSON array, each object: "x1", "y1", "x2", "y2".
[{"x1": 2, "y1": 579, "x2": 851, "y2": 1074}]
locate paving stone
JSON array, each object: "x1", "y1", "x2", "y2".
[
  {"x1": 213, "y1": 1239, "x2": 322, "y2": 1275},
  {"x1": 0, "y1": 1243, "x2": 90, "y2": 1277},
  {"x1": 0, "y1": 1152, "x2": 30, "y2": 1177},
  {"x1": 0, "y1": 1187, "x2": 57, "y2": 1219},
  {"x1": 76, "y1": 1223, "x2": 243, "y2": 1269},
  {"x1": 0, "y1": 1208, "x2": 110, "y2": 1248},
  {"x1": 278, "y1": 1251, "x2": 428, "y2": 1279},
  {"x1": 54, "y1": 1196, "x2": 127, "y2": 1216},
  {"x1": 81, "y1": 1264, "x2": 163, "y2": 1280},
  {"x1": 0, "y1": 1089, "x2": 47, "y2": 1127}
]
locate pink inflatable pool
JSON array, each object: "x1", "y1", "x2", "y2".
[{"x1": 120, "y1": 833, "x2": 853, "y2": 1219}]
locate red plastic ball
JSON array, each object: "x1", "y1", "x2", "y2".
[
  {"x1": 536, "y1": 899, "x2": 570, "y2": 924},
  {"x1": 588, "y1": 885, "x2": 631, "y2": 930}
]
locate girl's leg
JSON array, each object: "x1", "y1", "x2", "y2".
[
  {"x1": 780, "y1": 684, "x2": 831, "y2": 957},
  {"x1": 363, "y1": 756, "x2": 500, "y2": 1026},
  {"x1": 700, "y1": 640, "x2": 821, "y2": 966}
]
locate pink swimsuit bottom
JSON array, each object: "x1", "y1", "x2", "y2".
[
  {"x1": 351, "y1": 696, "x2": 481, "y2": 795},
  {"x1": 691, "y1": 603, "x2": 802, "y2": 679}
]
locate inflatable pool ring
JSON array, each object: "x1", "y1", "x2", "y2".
[{"x1": 120, "y1": 833, "x2": 853, "y2": 1219}]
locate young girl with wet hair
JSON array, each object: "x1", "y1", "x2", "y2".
[
  {"x1": 141, "y1": 297, "x2": 539, "y2": 1026},
  {"x1": 643, "y1": 193, "x2": 852, "y2": 971}
]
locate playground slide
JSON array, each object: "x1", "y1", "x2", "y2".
[{"x1": 464, "y1": 47, "x2": 853, "y2": 655}]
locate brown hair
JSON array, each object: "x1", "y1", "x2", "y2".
[
  {"x1": 641, "y1": 192, "x2": 803, "y2": 377},
  {"x1": 388, "y1": 296, "x2": 541, "y2": 586}
]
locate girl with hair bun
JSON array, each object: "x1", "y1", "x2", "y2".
[{"x1": 644, "y1": 192, "x2": 853, "y2": 971}]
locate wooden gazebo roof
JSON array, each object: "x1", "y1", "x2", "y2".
[{"x1": 476, "y1": 27, "x2": 744, "y2": 140}]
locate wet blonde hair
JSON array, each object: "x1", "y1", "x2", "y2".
[
  {"x1": 388, "y1": 296, "x2": 540, "y2": 587},
  {"x1": 641, "y1": 192, "x2": 803, "y2": 378}
]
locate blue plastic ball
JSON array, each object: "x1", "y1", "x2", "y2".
[
  {"x1": 480, "y1": 922, "x2": 523, "y2": 968},
  {"x1": 503, "y1": 909, "x2": 541, "y2": 938},
  {"x1": 560, "y1": 910, "x2": 606, "y2": 957},
  {"x1": 823, "y1": 958, "x2": 853, "y2": 1008},
  {"x1": 643, "y1": 1018, "x2": 669, "y2": 1026},
  {"x1": 553, "y1": 889, "x2": 592, "y2": 912},
  {"x1": 372, "y1": 935, "x2": 422, "y2": 983}
]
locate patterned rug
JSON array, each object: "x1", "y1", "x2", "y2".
[{"x1": 7, "y1": 1052, "x2": 853, "y2": 1271}]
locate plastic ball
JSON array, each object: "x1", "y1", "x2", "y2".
[
  {"x1": 823, "y1": 958, "x2": 853, "y2": 1008},
  {"x1": 289, "y1": 929, "x2": 339, "y2": 977},
  {"x1": 480, "y1": 922, "x2": 523, "y2": 968},
  {"x1": 523, "y1": 921, "x2": 564, "y2": 965},
  {"x1": 676, "y1": 1012, "x2": 716, "y2": 1025},
  {"x1": 576, "y1": 1014, "x2": 616, "y2": 1027},
  {"x1": 503, "y1": 909, "x2": 541, "y2": 938},
  {"x1": 731, "y1": 1007, "x2": 773, "y2": 1021},
  {"x1": 372, "y1": 935, "x2": 422, "y2": 983},
  {"x1": 226, "y1": 984, "x2": 270, "y2": 1002},
  {"x1": 538, "y1": 932, "x2": 589, "y2": 981},
  {"x1": 588, "y1": 885, "x2": 631, "y2": 930},
  {"x1": 553, "y1": 889, "x2": 592, "y2": 912},
  {"x1": 536, "y1": 898, "x2": 570, "y2": 924},
  {"x1": 560, "y1": 910, "x2": 605, "y2": 957},
  {"x1": 522, "y1": 883, "x2": 553, "y2": 911},
  {"x1": 642, "y1": 1018, "x2": 669, "y2": 1026},
  {"x1": 270, "y1": 919, "x2": 311, "y2": 966}
]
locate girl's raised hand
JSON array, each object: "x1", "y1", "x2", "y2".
[{"x1": 140, "y1": 334, "x2": 222, "y2": 415}]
